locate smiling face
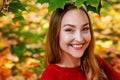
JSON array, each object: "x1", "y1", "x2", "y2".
[{"x1": 59, "y1": 9, "x2": 91, "y2": 59}]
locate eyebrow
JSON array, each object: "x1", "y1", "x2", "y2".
[{"x1": 62, "y1": 23, "x2": 89, "y2": 28}]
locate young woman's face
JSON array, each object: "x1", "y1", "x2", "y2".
[{"x1": 59, "y1": 9, "x2": 91, "y2": 59}]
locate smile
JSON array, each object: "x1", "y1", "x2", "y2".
[{"x1": 71, "y1": 44, "x2": 84, "y2": 50}]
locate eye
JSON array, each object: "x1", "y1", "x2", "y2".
[
  {"x1": 82, "y1": 27, "x2": 90, "y2": 32},
  {"x1": 65, "y1": 28, "x2": 74, "y2": 32}
]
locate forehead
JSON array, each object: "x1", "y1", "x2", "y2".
[{"x1": 61, "y1": 9, "x2": 89, "y2": 27}]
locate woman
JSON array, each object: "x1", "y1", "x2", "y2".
[{"x1": 41, "y1": 2, "x2": 120, "y2": 80}]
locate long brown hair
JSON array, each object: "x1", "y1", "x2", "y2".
[{"x1": 44, "y1": 2, "x2": 108, "y2": 80}]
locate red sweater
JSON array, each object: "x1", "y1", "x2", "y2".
[{"x1": 41, "y1": 57, "x2": 120, "y2": 80}]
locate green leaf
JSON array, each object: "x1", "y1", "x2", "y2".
[
  {"x1": 82, "y1": 0, "x2": 101, "y2": 14},
  {"x1": 8, "y1": 0, "x2": 26, "y2": 13},
  {"x1": 97, "y1": 1, "x2": 102, "y2": 15},
  {"x1": 13, "y1": 13, "x2": 24, "y2": 22},
  {"x1": 86, "y1": 0, "x2": 101, "y2": 14},
  {"x1": 75, "y1": 0, "x2": 86, "y2": 8},
  {"x1": 48, "y1": 0, "x2": 66, "y2": 12},
  {"x1": 0, "y1": 12, "x2": 5, "y2": 16},
  {"x1": 86, "y1": 0, "x2": 100, "y2": 8},
  {"x1": 8, "y1": 0, "x2": 26, "y2": 22},
  {"x1": 87, "y1": 5, "x2": 97, "y2": 13},
  {"x1": 11, "y1": 45, "x2": 26, "y2": 61},
  {"x1": 36, "y1": 0, "x2": 102, "y2": 14},
  {"x1": 37, "y1": 0, "x2": 49, "y2": 4}
]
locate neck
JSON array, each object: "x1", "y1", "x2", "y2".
[{"x1": 57, "y1": 53, "x2": 81, "y2": 68}]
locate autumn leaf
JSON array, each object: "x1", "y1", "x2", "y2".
[
  {"x1": 0, "y1": 68, "x2": 11, "y2": 78},
  {"x1": 24, "y1": 70, "x2": 33, "y2": 79}
]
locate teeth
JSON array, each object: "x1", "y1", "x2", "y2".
[{"x1": 72, "y1": 45, "x2": 83, "y2": 48}]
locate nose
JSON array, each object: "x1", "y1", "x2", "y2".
[{"x1": 74, "y1": 31, "x2": 84, "y2": 42}]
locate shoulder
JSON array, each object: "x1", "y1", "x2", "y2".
[
  {"x1": 95, "y1": 55, "x2": 111, "y2": 69},
  {"x1": 40, "y1": 64, "x2": 60, "y2": 80},
  {"x1": 43, "y1": 64, "x2": 60, "y2": 72},
  {"x1": 95, "y1": 55, "x2": 120, "y2": 80}
]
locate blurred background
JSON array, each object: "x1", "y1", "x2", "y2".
[{"x1": 0, "y1": 0, "x2": 120, "y2": 80}]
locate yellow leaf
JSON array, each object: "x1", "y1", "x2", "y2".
[
  {"x1": 97, "y1": 22, "x2": 105, "y2": 29},
  {"x1": 110, "y1": 9, "x2": 116, "y2": 16},
  {"x1": 40, "y1": 52, "x2": 45, "y2": 57},
  {"x1": 25, "y1": 58, "x2": 40, "y2": 67},
  {"x1": 0, "y1": 0, "x2": 3, "y2": 6},
  {"x1": 24, "y1": 51, "x2": 32, "y2": 56},
  {"x1": 0, "y1": 41, "x2": 6, "y2": 50},
  {"x1": 4, "y1": 62, "x2": 15, "y2": 69}
]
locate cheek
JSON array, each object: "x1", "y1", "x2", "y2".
[
  {"x1": 83, "y1": 33, "x2": 91, "y2": 42},
  {"x1": 59, "y1": 34, "x2": 70, "y2": 43},
  {"x1": 59, "y1": 32, "x2": 72, "y2": 44}
]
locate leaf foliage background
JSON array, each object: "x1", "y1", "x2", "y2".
[{"x1": 0, "y1": 0, "x2": 120, "y2": 80}]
